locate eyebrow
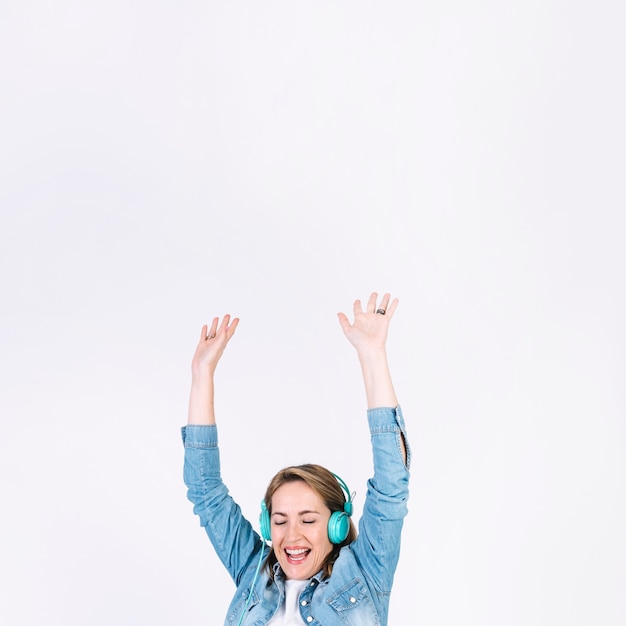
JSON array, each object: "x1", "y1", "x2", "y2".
[{"x1": 271, "y1": 510, "x2": 321, "y2": 517}]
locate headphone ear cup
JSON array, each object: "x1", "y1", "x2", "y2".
[
  {"x1": 327, "y1": 511, "x2": 350, "y2": 544},
  {"x1": 259, "y1": 501, "x2": 271, "y2": 541}
]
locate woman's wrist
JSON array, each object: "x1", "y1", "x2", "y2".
[
  {"x1": 356, "y1": 344, "x2": 386, "y2": 357},
  {"x1": 191, "y1": 364, "x2": 216, "y2": 383}
]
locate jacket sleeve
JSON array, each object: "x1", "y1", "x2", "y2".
[
  {"x1": 181, "y1": 424, "x2": 264, "y2": 585},
  {"x1": 352, "y1": 405, "x2": 411, "y2": 594}
]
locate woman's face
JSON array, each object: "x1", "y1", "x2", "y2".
[{"x1": 270, "y1": 480, "x2": 334, "y2": 580}]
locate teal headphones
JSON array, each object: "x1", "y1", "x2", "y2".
[{"x1": 259, "y1": 473, "x2": 354, "y2": 545}]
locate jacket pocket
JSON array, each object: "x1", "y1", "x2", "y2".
[
  {"x1": 327, "y1": 578, "x2": 380, "y2": 625},
  {"x1": 226, "y1": 586, "x2": 259, "y2": 625}
]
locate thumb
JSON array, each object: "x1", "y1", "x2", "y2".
[{"x1": 337, "y1": 312, "x2": 351, "y2": 333}]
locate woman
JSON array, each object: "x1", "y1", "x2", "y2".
[{"x1": 182, "y1": 292, "x2": 410, "y2": 625}]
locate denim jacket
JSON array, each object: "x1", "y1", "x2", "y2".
[{"x1": 182, "y1": 406, "x2": 411, "y2": 625}]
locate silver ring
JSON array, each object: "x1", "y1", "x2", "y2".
[
  {"x1": 207, "y1": 334, "x2": 216, "y2": 339},
  {"x1": 376, "y1": 309, "x2": 386, "y2": 315}
]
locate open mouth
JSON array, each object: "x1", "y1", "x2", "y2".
[{"x1": 285, "y1": 548, "x2": 310, "y2": 564}]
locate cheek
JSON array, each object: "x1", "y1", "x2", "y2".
[
  {"x1": 312, "y1": 526, "x2": 331, "y2": 549},
  {"x1": 270, "y1": 527, "x2": 284, "y2": 544}
]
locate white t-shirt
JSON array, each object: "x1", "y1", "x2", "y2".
[{"x1": 266, "y1": 579, "x2": 308, "y2": 625}]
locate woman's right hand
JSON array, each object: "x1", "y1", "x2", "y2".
[{"x1": 191, "y1": 315, "x2": 240, "y2": 377}]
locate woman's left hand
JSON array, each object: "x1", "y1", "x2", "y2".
[{"x1": 337, "y1": 292, "x2": 398, "y2": 353}]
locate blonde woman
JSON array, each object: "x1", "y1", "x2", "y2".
[{"x1": 182, "y1": 292, "x2": 410, "y2": 625}]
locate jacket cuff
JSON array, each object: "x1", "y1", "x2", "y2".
[
  {"x1": 367, "y1": 405, "x2": 406, "y2": 434},
  {"x1": 180, "y1": 424, "x2": 218, "y2": 447}
]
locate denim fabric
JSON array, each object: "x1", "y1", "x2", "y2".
[{"x1": 182, "y1": 406, "x2": 410, "y2": 626}]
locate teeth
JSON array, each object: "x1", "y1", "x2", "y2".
[{"x1": 286, "y1": 548, "x2": 308, "y2": 555}]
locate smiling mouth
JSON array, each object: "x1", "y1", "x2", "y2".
[{"x1": 285, "y1": 548, "x2": 310, "y2": 563}]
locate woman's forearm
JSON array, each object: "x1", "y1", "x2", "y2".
[
  {"x1": 357, "y1": 347, "x2": 407, "y2": 466},
  {"x1": 357, "y1": 347, "x2": 398, "y2": 409},
  {"x1": 187, "y1": 369, "x2": 216, "y2": 425}
]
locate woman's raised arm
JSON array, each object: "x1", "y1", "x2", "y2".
[
  {"x1": 338, "y1": 292, "x2": 406, "y2": 464},
  {"x1": 187, "y1": 314, "x2": 239, "y2": 426}
]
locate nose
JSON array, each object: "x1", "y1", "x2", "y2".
[{"x1": 284, "y1": 519, "x2": 303, "y2": 542}]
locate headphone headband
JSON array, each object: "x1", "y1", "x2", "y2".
[{"x1": 332, "y1": 473, "x2": 353, "y2": 516}]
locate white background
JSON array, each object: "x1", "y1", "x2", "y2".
[{"x1": 1, "y1": 1, "x2": 625, "y2": 625}]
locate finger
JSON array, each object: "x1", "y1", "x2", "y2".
[
  {"x1": 208, "y1": 317, "x2": 219, "y2": 339},
  {"x1": 367, "y1": 292, "x2": 378, "y2": 313},
  {"x1": 217, "y1": 314, "x2": 231, "y2": 335},
  {"x1": 378, "y1": 293, "x2": 391, "y2": 314},
  {"x1": 226, "y1": 317, "x2": 240, "y2": 339},
  {"x1": 337, "y1": 312, "x2": 351, "y2": 332},
  {"x1": 352, "y1": 299, "x2": 363, "y2": 317},
  {"x1": 386, "y1": 297, "x2": 399, "y2": 319},
  {"x1": 199, "y1": 324, "x2": 208, "y2": 341}
]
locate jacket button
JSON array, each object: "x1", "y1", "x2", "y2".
[
  {"x1": 301, "y1": 600, "x2": 307, "y2": 606},
  {"x1": 350, "y1": 596, "x2": 356, "y2": 603},
  {"x1": 307, "y1": 617, "x2": 313, "y2": 623}
]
